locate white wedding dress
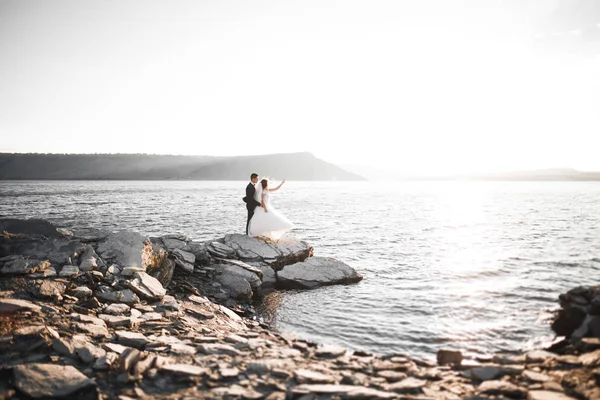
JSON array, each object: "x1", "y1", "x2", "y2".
[{"x1": 248, "y1": 187, "x2": 294, "y2": 240}]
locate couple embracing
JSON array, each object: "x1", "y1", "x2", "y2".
[{"x1": 243, "y1": 173, "x2": 294, "y2": 241}]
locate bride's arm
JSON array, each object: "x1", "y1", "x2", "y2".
[
  {"x1": 261, "y1": 192, "x2": 268, "y2": 212},
  {"x1": 269, "y1": 179, "x2": 286, "y2": 193}
]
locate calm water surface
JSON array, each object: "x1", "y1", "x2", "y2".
[{"x1": 1, "y1": 180, "x2": 599, "y2": 359}]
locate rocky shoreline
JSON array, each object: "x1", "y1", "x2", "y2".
[{"x1": 0, "y1": 218, "x2": 599, "y2": 399}]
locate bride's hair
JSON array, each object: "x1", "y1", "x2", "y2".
[{"x1": 261, "y1": 179, "x2": 268, "y2": 189}]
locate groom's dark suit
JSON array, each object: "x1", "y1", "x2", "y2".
[{"x1": 243, "y1": 182, "x2": 262, "y2": 235}]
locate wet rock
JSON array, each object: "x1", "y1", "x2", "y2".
[
  {"x1": 97, "y1": 289, "x2": 140, "y2": 305},
  {"x1": 437, "y1": 349, "x2": 463, "y2": 366},
  {"x1": 0, "y1": 298, "x2": 41, "y2": 313},
  {"x1": 116, "y1": 331, "x2": 151, "y2": 349},
  {"x1": 128, "y1": 272, "x2": 166, "y2": 301},
  {"x1": 11, "y1": 363, "x2": 97, "y2": 399},
  {"x1": 478, "y1": 380, "x2": 527, "y2": 398},
  {"x1": 36, "y1": 280, "x2": 66, "y2": 298},
  {"x1": 277, "y1": 257, "x2": 363, "y2": 289},
  {"x1": 316, "y1": 345, "x2": 347, "y2": 359},
  {"x1": 295, "y1": 369, "x2": 336, "y2": 384},
  {"x1": 59, "y1": 265, "x2": 79, "y2": 277},
  {"x1": 552, "y1": 307, "x2": 587, "y2": 338},
  {"x1": 0, "y1": 256, "x2": 51, "y2": 275}
]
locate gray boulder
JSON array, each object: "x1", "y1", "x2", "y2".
[
  {"x1": 276, "y1": 257, "x2": 363, "y2": 289},
  {"x1": 79, "y1": 244, "x2": 105, "y2": 272},
  {"x1": 173, "y1": 248, "x2": 195, "y2": 274},
  {"x1": 96, "y1": 231, "x2": 154, "y2": 271},
  {"x1": 1, "y1": 238, "x2": 85, "y2": 266},
  {"x1": 215, "y1": 259, "x2": 263, "y2": 300}
]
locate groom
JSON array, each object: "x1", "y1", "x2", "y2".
[{"x1": 243, "y1": 173, "x2": 262, "y2": 235}]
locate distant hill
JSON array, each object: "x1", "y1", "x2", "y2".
[
  {"x1": 414, "y1": 168, "x2": 600, "y2": 182},
  {"x1": 0, "y1": 153, "x2": 365, "y2": 181}
]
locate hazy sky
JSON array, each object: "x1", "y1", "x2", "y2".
[{"x1": 1, "y1": 0, "x2": 599, "y2": 175}]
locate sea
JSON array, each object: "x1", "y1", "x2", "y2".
[{"x1": 1, "y1": 180, "x2": 599, "y2": 360}]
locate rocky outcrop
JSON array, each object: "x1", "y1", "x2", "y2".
[
  {"x1": 276, "y1": 257, "x2": 364, "y2": 289},
  {"x1": 552, "y1": 285, "x2": 600, "y2": 341}
]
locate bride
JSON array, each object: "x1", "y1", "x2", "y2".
[{"x1": 248, "y1": 178, "x2": 294, "y2": 241}]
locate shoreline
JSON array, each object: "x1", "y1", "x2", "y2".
[{"x1": 0, "y1": 218, "x2": 598, "y2": 399}]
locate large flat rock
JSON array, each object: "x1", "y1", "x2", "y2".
[
  {"x1": 0, "y1": 218, "x2": 64, "y2": 238},
  {"x1": 1, "y1": 238, "x2": 85, "y2": 266},
  {"x1": 11, "y1": 363, "x2": 97, "y2": 398},
  {"x1": 222, "y1": 234, "x2": 313, "y2": 269},
  {"x1": 276, "y1": 257, "x2": 363, "y2": 289},
  {"x1": 96, "y1": 231, "x2": 153, "y2": 270}
]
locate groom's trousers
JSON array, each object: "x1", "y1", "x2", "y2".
[{"x1": 246, "y1": 209, "x2": 254, "y2": 235}]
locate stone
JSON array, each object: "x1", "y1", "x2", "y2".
[
  {"x1": 184, "y1": 303, "x2": 215, "y2": 319},
  {"x1": 551, "y1": 307, "x2": 587, "y2": 338},
  {"x1": 387, "y1": 377, "x2": 427, "y2": 394},
  {"x1": 579, "y1": 349, "x2": 600, "y2": 366},
  {"x1": 96, "y1": 231, "x2": 154, "y2": 271},
  {"x1": 79, "y1": 244, "x2": 104, "y2": 271},
  {"x1": 161, "y1": 295, "x2": 179, "y2": 310},
  {"x1": 174, "y1": 248, "x2": 195, "y2": 264},
  {"x1": 59, "y1": 265, "x2": 79, "y2": 277},
  {"x1": 528, "y1": 391, "x2": 578, "y2": 400},
  {"x1": 70, "y1": 286, "x2": 93, "y2": 299},
  {"x1": 0, "y1": 298, "x2": 41, "y2": 313},
  {"x1": 116, "y1": 331, "x2": 151, "y2": 349},
  {"x1": 36, "y1": 280, "x2": 66, "y2": 298},
  {"x1": 77, "y1": 343, "x2": 106, "y2": 363},
  {"x1": 161, "y1": 237, "x2": 187, "y2": 252},
  {"x1": 53, "y1": 337, "x2": 78, "y2": 357},
  {"x1": 75, "y1": 322, "x2": 109, "y2": 337},
  {"x1": 276, "y1": 257, "x2": 363, "y2": 289},
  {"x1": 216, "y1": 272, "x2": 253, "y2": 301},
  {"x1": 133, "y1": 354, "x2": 156, "y2": 376},
  {"x1": 28, "y1": 267, "x2": 57, "y2": 278},
  {"x1": 220, "y1": 305, "x2": 242, "y2": 321},
  {"x1": 215, "y1": 260, "x2": 263, "y2": 300},
  {"x1": 121, "y1": 266, "x2": 145, "y2": 277},
  {"x1": 316, "y1": 345, "x2": 347, "y2": 358},
  {"x1": 169, "y1": 343, "x2": 197, "y2": 355},
  {"x1": 103, "y1": 303, "x2": 131, "y2": 315},
  {"x1": 292, "y1": 384, "x2": 397, "y2": 399},
  {"x1": 103, "y1": 343, "x2": 129, "y2": 354},
  {"x1": 376, "y1": 370, "x2": 408, "y2": 382},
  {"x1": 208, "y1": 241, "x2": 236, "y2": 258},
  {"x1": 97, "y1": 289, "x2": 140, "y2": 305},
  {"x1": 478, "y1": 380, "x2": 527, "y2": 398},
  {"x1": 11, "y1": 363, "x2": 97, "y2": 398},
  {"x1": 161, "y1": 364, "x2": 208, "y2": 376},
  {"x1": 98, "y1": 314, "x2": 132, "y2": 327},
  {"x1": 0, "y1": 256, "x2": 51, "y2": 275},
  {"x1": 220, "y1": 367, "x2": 240, "y2": 378},
  {"x1": 222, "y1": 234, "x2": 312, "y2": 267},
  {"x1": 248, "y1": 262, "x2": 277, "y2": 287},
  {"x1": 120, "y1": 348, "x2": 141, "y2": 372},
  {"x1": 141, "y1": 312, "x2": 163, "y2": 321},
  {"x1": 437, "y1": 349, "x2": 463, "y2": 365},
  {"x1": 93, "y1": 352, "x2": 119, "y2": 370},
  {"x1": 247, "y1": 359, "x2": 291, "y2": 374},
  {"x1": 471, "y1": 365, "x2": 524, "y2": 381},
  {"x1": 523, "y1": 370, "x2": 551, "y2": 383},
  {"x1": 128, "y1": 272, "x2": 166, "y2": 301},
  {"x1": 199, "y1": 343, "x2": 242, "y2": 356},
  {"x1": 294, "y1": 369, "x2": 336, "y2": 384},
  {"x1": 3, "y1": 237, "x2": 84, "y2": 265},
  {"x1": 526, "y1": 350, "x2": 557, "y2": 364}
]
